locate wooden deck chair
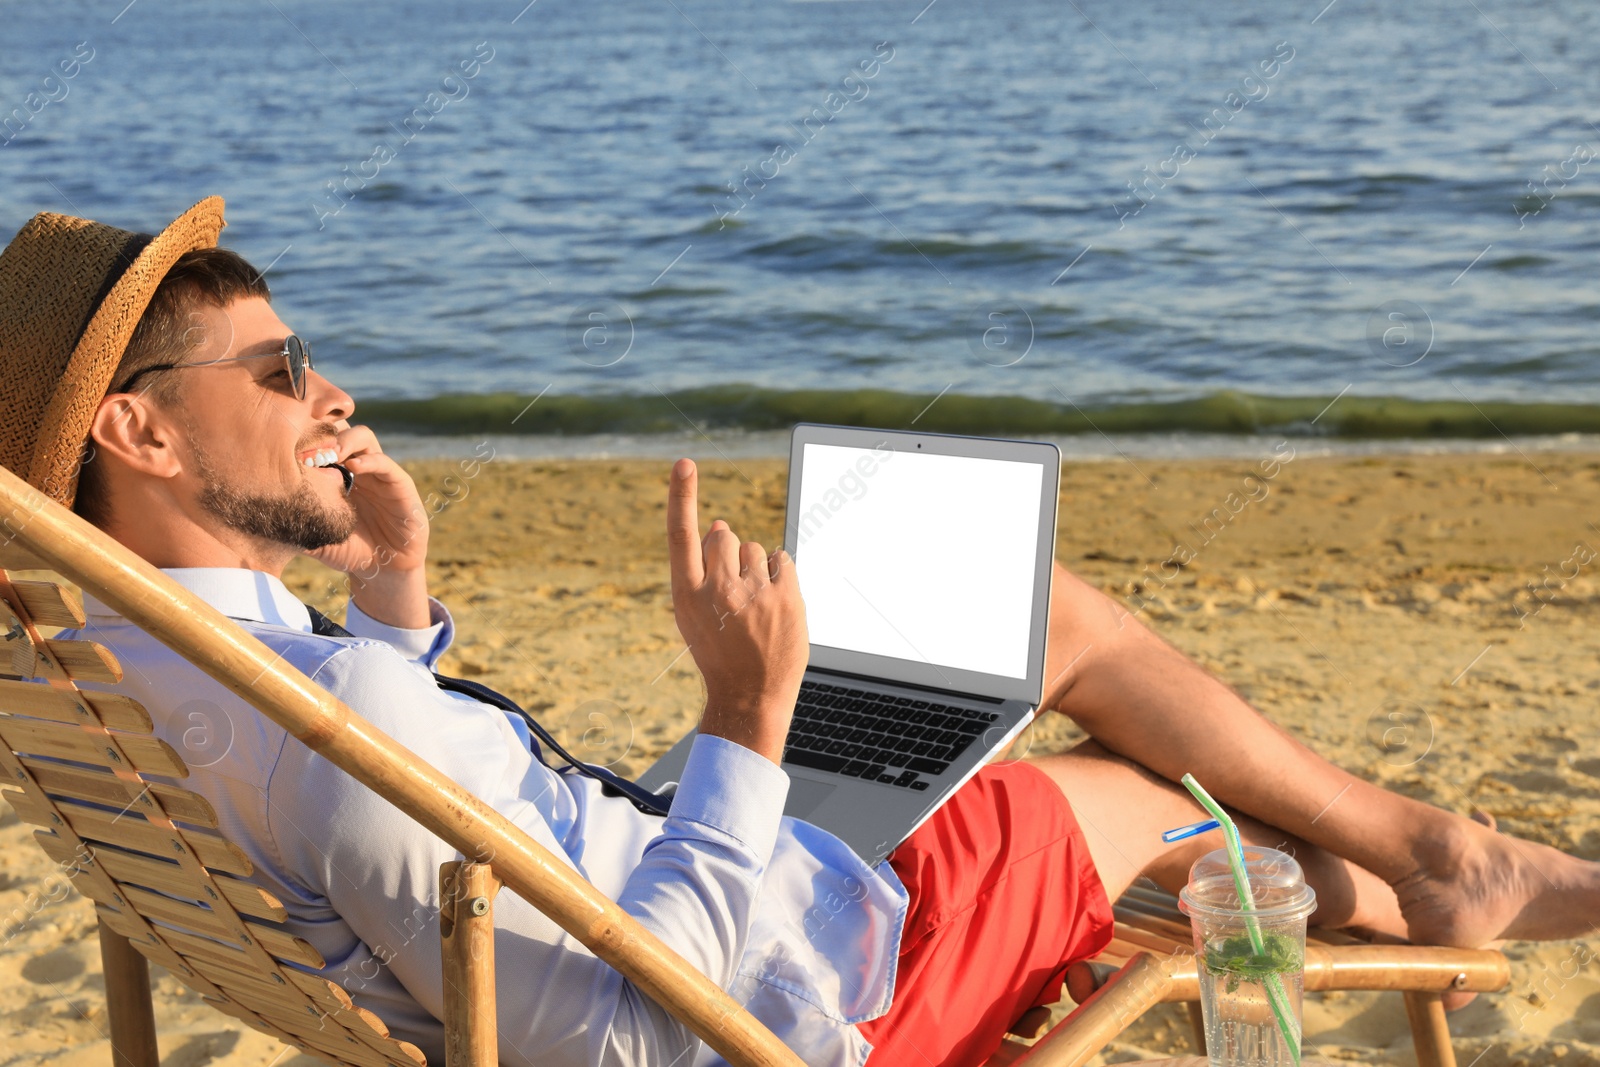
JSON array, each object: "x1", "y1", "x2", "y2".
[
  {"x1": 0, "y1": 462, "x2": 1510, "y2": 1067},
  {"x1": 0, "y1": 464, "x2": 812, "y2": 1067}
]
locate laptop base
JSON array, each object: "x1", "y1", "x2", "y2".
[{"x1": 637, "y1": 673, "x2": 1034, "y2": 867}]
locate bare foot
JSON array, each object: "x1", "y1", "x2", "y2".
[
  {"x1": 1439, "y1": 812, "x2": 1503, "y2": 1012},
  {"x1": 1391, "y1": 809, "x2": 1600, "y2": 949}
]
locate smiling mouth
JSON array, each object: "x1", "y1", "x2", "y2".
[
  {"x1": 299, "y1": 446, "x2": 340, "y2": 468},
  {"x1": 298, "y1": 446, "x2": 355, "y2": 494}
]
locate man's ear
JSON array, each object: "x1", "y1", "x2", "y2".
[{"x1": 88, "y1": 393, "x2": 185, "y2": 480}]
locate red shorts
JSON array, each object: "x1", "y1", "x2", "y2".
[{"x1": 856, "y1": 761, "x2": 1114, "y2": 1067}]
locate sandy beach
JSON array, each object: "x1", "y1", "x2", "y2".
[{"x1": 2, "y1": 450, "x2": 1597, "y2": 1066}]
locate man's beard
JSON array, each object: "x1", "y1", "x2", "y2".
[{"x1": 190, "y1": 437, "x2": 357, "y2": 552}]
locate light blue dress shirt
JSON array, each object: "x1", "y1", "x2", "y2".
[{"x1": 69, "y1": 569, "x2": 907, "y2": 1066}]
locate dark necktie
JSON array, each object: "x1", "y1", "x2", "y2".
[{"x1": 302, "y1": 604, "x2": 673, "y2": 817}]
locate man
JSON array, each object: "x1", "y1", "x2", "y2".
[{"x1": 3, "y1": 200, "x2": 1595, "y2": 1067}]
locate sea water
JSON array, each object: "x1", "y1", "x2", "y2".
[{"x1": 4, "y1": 0, "x2": 1599, "y2": 433}]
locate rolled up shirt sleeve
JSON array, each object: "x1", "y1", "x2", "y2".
[
  {"x1": 265, "y1": 640, "x2": 790, "y2": 1067},
  {"x1": 343, "y1": 596, "x2": 455, "y2": 668}
]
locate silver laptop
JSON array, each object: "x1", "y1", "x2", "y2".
[{"x1": 639, "y1": 423, "x2": 1061, "y2": 866}]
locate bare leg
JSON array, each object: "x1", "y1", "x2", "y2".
[
  {"x1": 1039, "y1": 561, "x2": 1600, "y2": 948},
  {"x1": 1024, "y1": 740, "x2": 1406, "y2": 937}
]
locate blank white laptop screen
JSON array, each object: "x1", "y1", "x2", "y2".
[{"x1": 794, "y1": 443, "x2": 1044, "y2": 681}]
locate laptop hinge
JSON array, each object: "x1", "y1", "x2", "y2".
[{"x1": 806, "y1": 666, "x2": 1005, "y2": 705}]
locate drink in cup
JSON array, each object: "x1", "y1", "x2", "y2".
[{"x1": 1179, "y1": 845, "x2": 1317, "y2": 1067}]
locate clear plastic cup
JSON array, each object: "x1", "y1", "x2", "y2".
[{"x1": 1179, "y1": 845, "x2": 1317, "y2": 1067}]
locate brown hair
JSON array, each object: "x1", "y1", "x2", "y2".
[{"x1": 74, "y1": 246, "x2": 271, "y2": 527}]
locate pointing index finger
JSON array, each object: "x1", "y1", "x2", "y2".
[{"x1": 668, "y1": 458, "x2": 704, "y2": 588}]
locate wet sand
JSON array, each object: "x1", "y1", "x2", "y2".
[{"x1": 3, "y1": 450, "x2": 1597, "y2": 1065}]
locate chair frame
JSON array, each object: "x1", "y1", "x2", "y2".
[
  {"x1": 0, "y1": 464, "x2": 1510, "y2": 1067},
  {"x1": 990, "y1": 880, "x2": 1508, "y2": 1067}
]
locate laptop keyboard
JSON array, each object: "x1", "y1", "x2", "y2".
[{"x1": 781, "y1": 680, "x2": 1001, "y2": 791}]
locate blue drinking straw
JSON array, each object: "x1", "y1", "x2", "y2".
[{"x1": 1161, "y1": 818, "x2": 1221, "y2": 843}]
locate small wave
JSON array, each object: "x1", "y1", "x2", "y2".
[
  {"x1": 1489, "y1": 254, "x2": 1554, "y2": 270},
  {"x1": 1278, "y1": 173, "x2": 1442, "y2": 193},
  {"x1": 744, "y1": 232, "x2": 1057, "y2": 270},
  {"x1": 618, "y1": 286, "x2": 730, "y2": 302},
  {"x1": 878, "y1": 237, "x2": 1056, "y2": 263},
  {"x1": 357, "y1": 387, "x2": 1600, "y2": 439}
]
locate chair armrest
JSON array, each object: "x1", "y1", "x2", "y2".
[{"x1": 1010, "y1": 953, "x2": 1175, "y2": 1067}]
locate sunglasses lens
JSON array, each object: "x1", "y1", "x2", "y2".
[{"x1": 286, "y1": 336, "x2": 308, "y2": 398}]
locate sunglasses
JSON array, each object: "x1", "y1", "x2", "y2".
[{"x1": 113, "y1": 335, "x2": 314, "y2": 400}]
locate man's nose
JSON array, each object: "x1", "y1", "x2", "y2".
[{"x1": 307, "y1": 369, "x2": 354, "y2": 422}]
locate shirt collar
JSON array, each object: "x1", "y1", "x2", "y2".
[{"x1": 81, "y1": 568, "x2": 313, "y2": 633}]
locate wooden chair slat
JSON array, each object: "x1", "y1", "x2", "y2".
[
  {"x1": 1111, "y1": 902, "x2": 1196, "y2": 943},
  {"x1": 1120, "y1": 881, "x2": 1185, "y2": 910},
  {"x1": 195, "y1": 953, "x2": 424, "y2": 1067},
  {"x1": 63, "y1": 865, "x2": 122, "y2": 909},
  {"x1": 285, "y1": 969, "x2": 359, "y2": 1012},
  {"x1": 200, "y1": 999, "x2": 347, "y2": 1065},
  {"x1": 81, "y1": 691, "x2": 154, "y2": 733},
  {"x1": 336, "y1": 1007, "x2": 423, "y2": 1061},
  {"x1": 196, "y1": 966, "x2": 350, "y2": 1023},
  {"x1": 292, "y1": 1002, "x2": 416, "y2": 1063},
  {"x1": 1117, "y1": 897, "x2": 1188, "y2": 929},
  {"x1": 344, "y1": 1004, "x2": 396, "y2": 1041},
  {"x1": 1, "y1": 605, "x2": 38, "y2": 677},
  {"x1": 1307, "y1": 926, "x2": 1367, "y2": 947},
  {"x1": 207, "y1": 998, "x2": 395, "y2": 1067},
  {"x1": 1102, "y1": 936, "x2": 1165, "y2": 962},
  {"x1": 0, "y1": 679, "x2": 154, "y2": 732},
  {"x1": 182, "y1": 945, "x2": 313, "y2": 999},
  {"x1": 40, "y1": 638, "x2": 123, "y2": 683},
  {"x1": 0, "y1": 715, "x2": 187, "y2": 777},
  {"x1": 9, "y1": 580, "x2": 86, "y2": 628},
  {"x1": 118, "y1": 885, "x2": 324, "y2": 969},
  {"x1": 1110, "y1": 921, "x2": 1187, "y2": 955},
  {"x1": 343, "y1": 1019, "x2": 429, "y2": 1065},
  {"x1": 99, "y1": 914, "x2": 197, "y2": 983},
  {"x1": 237, "y1": 1000, "x2": 399, "y2": 1067},
  {"x1": 94, "y1": 902, "x2": 148, "y2": 943},
  {"x1": 7, "y1": 793, "x2": 251, "y2": 875},
  {"x1": 191, "y1": 957, "x2": 351, "y2": 1014},
  {"x1": 228, "y1": 991, "x2": 356, "y2": 1036},
  {"x1": 161, "y1": 924, "x2": 267, "y2": 974},
  {"x1": 23, "y1": 758, "x2": 217, "y2": 826},
  {"x1": 273, "y1": 1024, "x2": 399, "y2": 1067},
  {"x1": 389, "y1": 1040, "x2": 430, "y2": 1067},
  {"x1": 36, "y1": 833, "x2": 284, "y2": 922},
  {"x1": 1117, "y1": 883, "x2": 1377, "y2": 948},
  {"x1": 203, "y1": 979, "x2": 335, "y2": 1025},
  {"x1": 337, "y1": 1029, "x2": 426, "y2": 1067}
]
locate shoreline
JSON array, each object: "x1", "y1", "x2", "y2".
[{"x1": 372, "y1": 429, "x2": 1600, "y2": 463}]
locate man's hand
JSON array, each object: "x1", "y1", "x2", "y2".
[
  {"x1": 304, "y1": 424, "x2": 432, "y2": 629},
  {"x1": 667, "y1": 458, "x2": 807, "y2": 765}
]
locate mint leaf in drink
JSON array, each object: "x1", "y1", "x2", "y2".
[{"x1": 1204, "y1": 931, "x2": 1303, "y2": 993}]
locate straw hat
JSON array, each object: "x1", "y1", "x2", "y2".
[{"x1": 0, "y1": 197, "x2": 226, "y2": 508}]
